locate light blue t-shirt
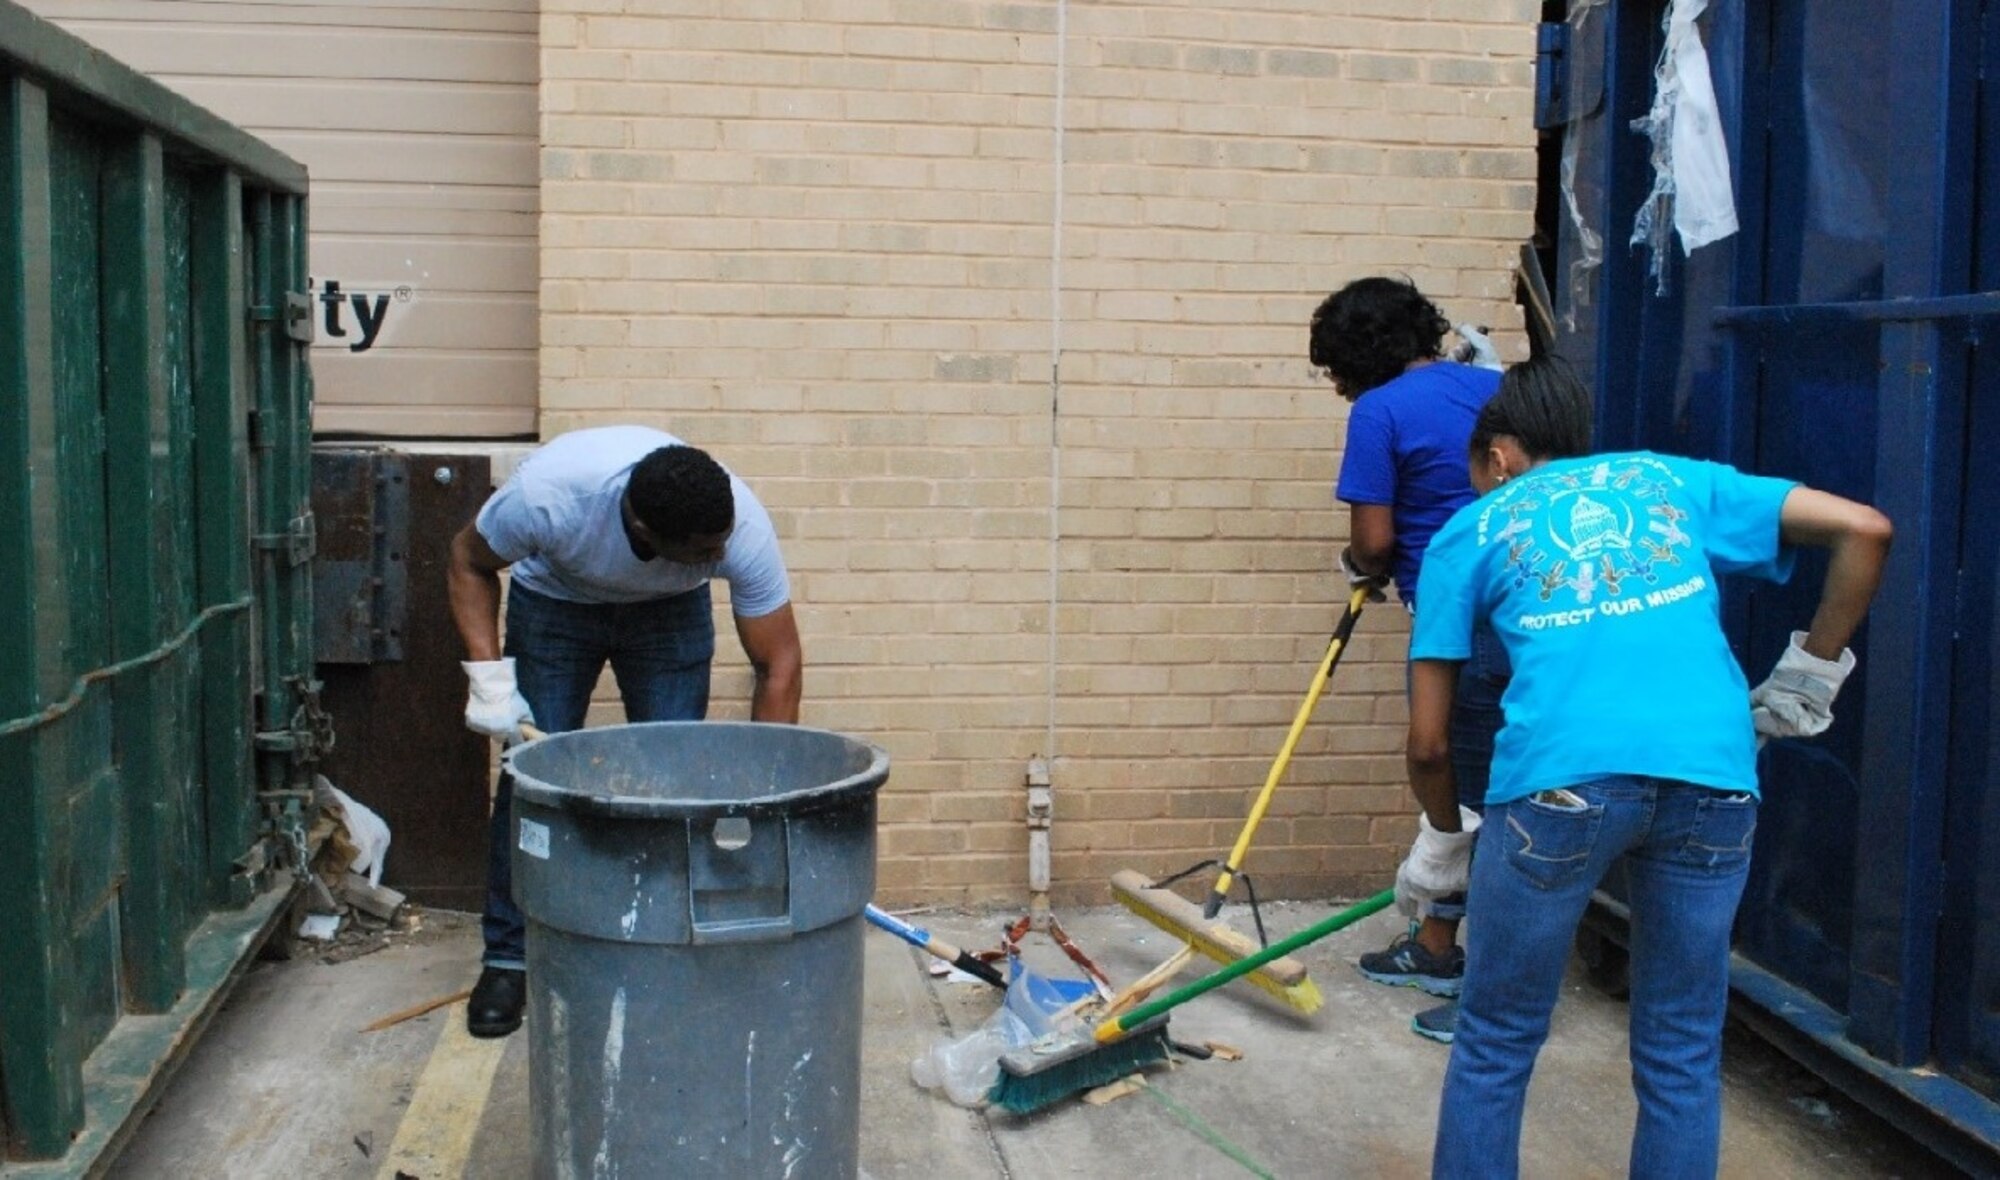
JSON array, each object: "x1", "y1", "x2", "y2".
[
  {"x1": 1411, "y1": 452, "x2": 1797, "y2": 803},
  {"x1": 477, "y1": 426, "x2": 791, "y2": 617}
]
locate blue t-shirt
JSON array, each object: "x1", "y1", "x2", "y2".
[
  {"x1": 477, "y1": 426, "x2": 791, "y2": 616},
  {"x1": 1411, "y1": 452, "x2": 1798, "y2": 803},
  {"x1": 1334, "y1": 362, "x2": 1502, "y2": 604}
]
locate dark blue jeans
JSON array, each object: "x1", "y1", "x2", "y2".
[
  {"x1": 1434, "y1": 777, "x2": 1758, "y2": 1179},
  {"x1": 1428, "y1": 622, "x2": 1510, "y2": 923},
  {"x1": 483, "y1": 582, "x2": 716, "y2": 968}
]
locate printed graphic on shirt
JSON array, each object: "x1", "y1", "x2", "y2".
[{"x1": 1473, "y1": 456, "x2": 1706, "y2": 625}]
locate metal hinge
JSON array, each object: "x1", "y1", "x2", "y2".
[
  {"x1": 255, "y1": 675, "x2": 337, "y2": 760},
  {"x1": 248, "y1": 292, "x2": 315, "y2": 344},
  {"x1": 253, "y1": 512, "x2": 317, "y2": 567},
  {"x1": 1535, "y1": 22, "x2": 1572, "y2": 130}
]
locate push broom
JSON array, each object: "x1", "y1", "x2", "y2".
[
  {"x1": 988, "y1": 887, "x2": 1397, "y2": 1114},
  {"x1": 1109, "y1": 584, "x2": 1372, "y2": 1015}
]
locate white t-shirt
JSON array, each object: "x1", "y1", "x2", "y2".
[{"x1": 475, "y1": 426, "x2": 790, "y2": 616}]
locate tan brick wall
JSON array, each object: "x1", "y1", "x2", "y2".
[{"x1": 541, "y1": 0, "x2": 1539, "y2": 906}]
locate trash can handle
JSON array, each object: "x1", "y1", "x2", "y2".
[{"x1": 690, "y1": 915, "x2": 796, "y2": 945}]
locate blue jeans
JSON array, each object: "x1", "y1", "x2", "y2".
[
  {"x1": 483, "y1": 582, "x2": 716, "y2": 968},
  {"x1": 1434, "y1": 776, "x2": 1757, "y2": 1180},
  {"x1": 1427, "y1": 623, "x2": 1510, "y2": 923}
]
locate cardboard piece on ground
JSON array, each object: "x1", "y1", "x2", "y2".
[
  {"x1": 1204, "y1": 1040, "x2": 1244, "y2": 1062},
  {"x1": 1082, "y1": 1075, "x2": 1147, "y2": 1106}
]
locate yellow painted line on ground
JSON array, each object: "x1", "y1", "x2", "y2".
[{"x1": 378, "y1": 1005, "x2": 508, "y2": 1180}]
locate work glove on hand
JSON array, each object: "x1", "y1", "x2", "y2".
[
  {"x1": 1339, "y1": 546, "x2": 1389, "y2": 604},
  {"x1": 1454, "y1": 323, "x2": 1504, "y2": 371},
  {"x1": 1750, "y1": 631, "x2": 1856, "y2": 741},
  {"x1": 1394, "y1": 807, "x2": 1483, "y2": 919},
  {"x1": 463, "y1": 658, "x2": 536, "y2": 741}
]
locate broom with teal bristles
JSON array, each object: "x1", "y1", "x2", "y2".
[{"x1": 987, "y1": 887, "x2": 1397, "y2": 1115}]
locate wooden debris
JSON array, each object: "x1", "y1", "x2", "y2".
[
  {"x1": 1203, "y1": 1040, "x2": 1244, "y2": 1062},
  {"x1": 341, "y1": 872, "x2": 407, "y2": 921},
  {"x1": 1082, "y1": 1075, "x2": 1147, "y2": 1106},
  {"x1": 361, "y1": 988, "x2": 475, "y2": 1034}
]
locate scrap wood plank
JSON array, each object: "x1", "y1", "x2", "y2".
[{"x1": 362, "y1": 989, "x2": 474, "y2": 1034}]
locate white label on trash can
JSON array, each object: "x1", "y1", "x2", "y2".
[{"x1": 518, "y1": 817, "x2": 551, "y2": 860}]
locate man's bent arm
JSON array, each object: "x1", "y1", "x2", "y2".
[
  {"x1": 448, "y1": 523, "x2": 510, "y2": 662},
  {"x1": 735, "y1": 604, "x2": 803, "y2": 724}
]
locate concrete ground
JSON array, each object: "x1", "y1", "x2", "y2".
[{"x1": 105, "y1": 902, "x2": 1952, "y2": 1179}]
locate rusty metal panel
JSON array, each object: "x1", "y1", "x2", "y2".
[
  {"x1": 312, "y1": 448, "x2": 408, "y2": 665},
  {"x1": 315, "y1": 451, "x2": 494, "y2": 910}
]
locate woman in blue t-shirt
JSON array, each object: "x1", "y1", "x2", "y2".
[
  {"x1": 1312, "y1": 275, "x2": 1505, "y2": 1042},
  {"x1": 1396, "y1": 357, "x2": 1892, "y2": 1178}
]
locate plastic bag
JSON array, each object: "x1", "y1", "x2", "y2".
[
  {"x1": 1628, "y1": 0, "x2": 1737, "y2": 292},
  {"x1": 910, "y1": 1006, "x2": 1034, "y2": 1108},
  {"x1": 910, "y1": 964, "x2": 1091, "y2": 1108},
  {"x1": 315, "y1": 775, "x2": 392, "y2": 886}
]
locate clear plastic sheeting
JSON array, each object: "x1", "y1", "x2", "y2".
[
  {"x1": 1629, "y1": 0, "x2": 1739, "y2": 293},
  {"x1": 909, "y1": 965, "x2": 1093, "y2": 1109},
  {"x1": 1560, "y1": 128, "x2": 1605, "y2": 331},
  {"x1": 1559, "y1": 0, "x2": 1610, "y2": 330}
]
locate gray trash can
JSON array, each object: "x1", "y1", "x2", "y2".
[{"x1": 504, "y1": 721, "x2": 890, "y2": 1180}]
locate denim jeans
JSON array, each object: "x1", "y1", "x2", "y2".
[
  {"x1": 1433, "y1": 776, "x2": 1757, "y2": 1180},
  {"x1": 483, "y1": 582, "x2": 716, "y2": 968},
  {"x1": 1425, "y1": 622, "x2": 1511, "y2": 923}
]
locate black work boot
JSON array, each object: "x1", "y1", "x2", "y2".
[{"x1": 467, "y1": 966, "x2": 526, "y2": 1038}]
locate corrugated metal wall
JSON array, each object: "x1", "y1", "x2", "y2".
[{"x1": 22, "y1": 0, "x2": 539, "y2": 439}]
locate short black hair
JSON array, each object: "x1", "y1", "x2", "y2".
[
  {"x1": 1307, "y1": 277, "x2": 1451, "y2": 395},
  {"x1": 1470, "y1": 354, "x2": 1594, "y2": 461},
  {"x1": 627, "y1": 445, "x2": 734, "y2": 542}
]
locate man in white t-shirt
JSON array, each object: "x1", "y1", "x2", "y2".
[{"x1": 445, "y1": 426, "x2": 803, "y2": 1037}]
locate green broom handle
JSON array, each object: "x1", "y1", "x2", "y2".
[{"x1": 1097, "y1": 887, "x2": 1397, "y2": 1043}]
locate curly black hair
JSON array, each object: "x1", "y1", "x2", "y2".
[
  {"x1": 627, "y1": 445, "x2": 734, "y2": 542},
  {"x1": 1307, "y1": 277, "x2": 1451, "y2": 397}
]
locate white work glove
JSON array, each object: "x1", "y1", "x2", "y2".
[
  {"x1": 1339, "y1": 545, "x2": 1389, "y2": 603},
  {"x1": 463, "y1": 658, "x2": 535, "y2": 740},
  {"x1": 1394, "y1": 807, "x2": 1483, "y2": 919},
  {"x1": 1749, "y1": 631, "x2": 1856, "y2": 741},
  {"x1": 1454, "y1": 323, "x2": 1504, "y2": 371}
]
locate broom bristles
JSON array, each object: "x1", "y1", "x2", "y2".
[
  {"x1": 1114, "y1": 887, "x2": 1325, "y2": 1015},
  {"x1": 985, "y1": 1021, "x2": 1175, "y2": 1115}
]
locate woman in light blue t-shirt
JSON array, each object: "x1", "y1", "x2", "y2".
[{"x1": 1394, "y1": 357, "x2": 1893, "y2": 1180}]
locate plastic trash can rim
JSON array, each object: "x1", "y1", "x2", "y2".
[{"x1": 503, "y1": 720, "x2": 890, "y2": 820}]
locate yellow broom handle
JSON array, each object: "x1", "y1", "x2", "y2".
[{"x1": 1205, "y1": 584, "x2": 1370, "y2": 916}]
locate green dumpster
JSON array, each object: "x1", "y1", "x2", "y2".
[{"x1": 0, "y1": 3, "x2": 320, "y2": 1168}]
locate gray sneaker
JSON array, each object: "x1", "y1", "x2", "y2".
[
  {"x1": 1412, "y1": 1000, "x2": 1459, "y2": 1044},
  {"x1": 1356, "y1": 926, "x2": 1465, "y2": 997}
]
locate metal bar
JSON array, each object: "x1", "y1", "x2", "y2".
[
  {"x1": 1714, "y1": 291, "x2": 2000, "y2": 326},
  {"x1": 190, "y1": 167, "x2": 256, "y2": 907},
  {"x1": 100, "y1": 129, "x2": 184, "y2": 1014},
  {"x1": 246, "y1": 191, "x2": 320, "y2": 794},
  {"x1": 0, "y1": 599, "x2": 252, "y2": 741},
  {"x1": 1731, "y1": 963, "x2": 2000, "y2": 1176},
  {"x1": 1845, "y1": 0, "x2": 1975, "y2": 1069},
  {"x1": 0, "y1": 3, "x2": 305, "y2": 194},
  {"x1": 0, "y1": 75, "x2": 85, "y2": 1161}
]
